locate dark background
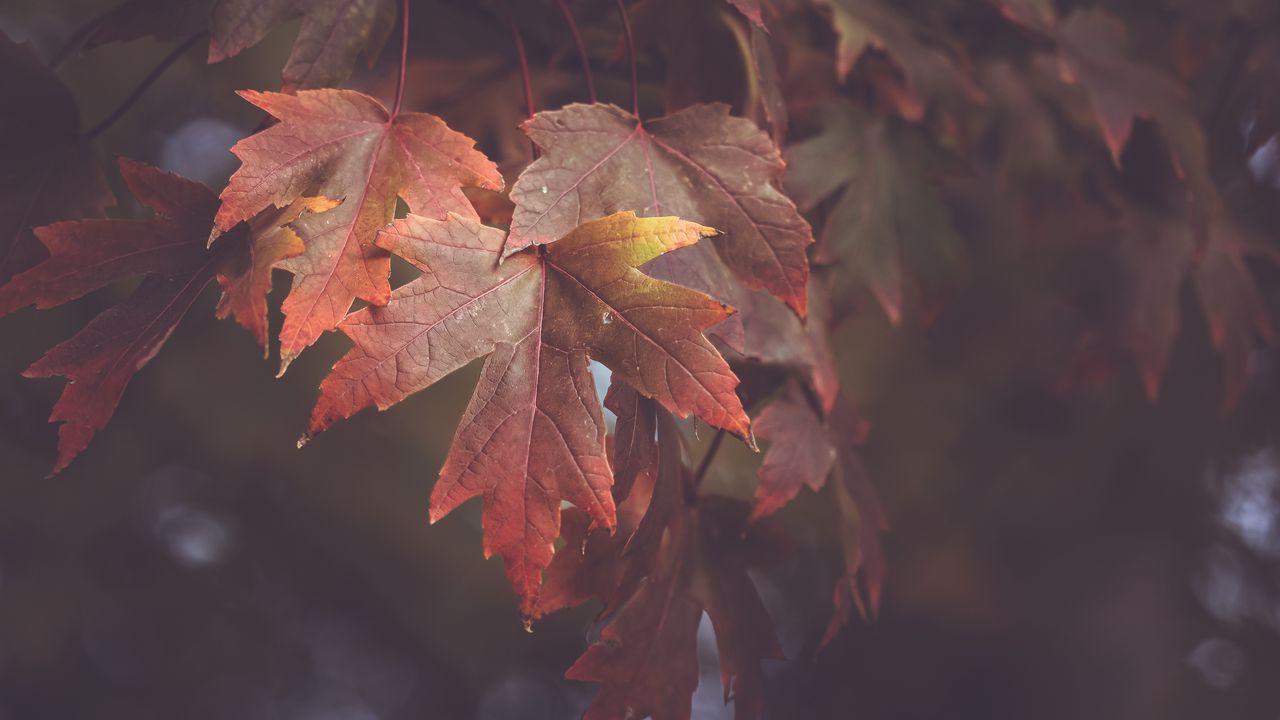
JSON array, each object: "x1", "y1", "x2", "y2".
[{"x1": 4, "y1": 1, "x2": 1280, "y2": 718}]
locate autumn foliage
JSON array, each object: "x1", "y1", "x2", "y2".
[{"x1": 4, "y1": 0, "x2": 1279, "y2": 717}]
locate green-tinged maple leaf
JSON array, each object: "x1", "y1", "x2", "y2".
[
  {"x1": 305, "y1": 211, "x2": 750, "y2": 614},
  {"x1": 0, "y1": 34, "x2": 112, "y2": 288},
  {"x1": 1055, "y1": 9, "x2": 1217, "y2": 209},
  {"x1": 786, "y1": 99, "x2": 964, "y2": 323},
  {"x1": 214, "y1": 89, "x2": 502, "y2": 371},
  {"x1": 506, "y1": 102, "x2": 812, "y2": 316},
  {"x1": 812, "y1": 0, "x2": 983, "y2": 117}
]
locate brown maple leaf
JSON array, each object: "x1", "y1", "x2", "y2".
[
  {"x1": 78, "y1": 0, "x2": 393, "y2": 91},
  {"x1": 786, "y1": 99, "x2": 964, "y2": 324},
  {"x1": 214, "y1": 89, "x2": 502, "y2": 371},
  {"x1": 505, "y1": 102, "x2": 812, "y2": 316},
  {"x1": 209, "y1": 0, "x2": 397, "y2": 91},
  {"x1": 813, "y1": 0, "x2": 984, "y2": 118},
  {"x1": 0, "y1": 34, "x2": 112, "y2": 289},
  {"x1": 1109, "y1": 207, "x2": 1276, "y2": 407},
  {"x1": 1055, "y1": 9, "x2": 1217, "y2": 211},
  {"x1": 305, "y1": 211, "x2": 750, "y2": 614}
]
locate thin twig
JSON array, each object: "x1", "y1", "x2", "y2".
[
  {"x1": 554, "y1": 0, "x2": 596, "y2": 103},
  {"x1": 392, "y1": 0, "x2": 411, "y2": 115},
  {"x1": 86, "y1": 32, "x2": 205, "y2": 139},
  {"x1": 691, "y1": 428, "x2": 727, "y2": 490},
  {"x1": 613, "y1": 0, "x2": 639, "y2": 116}
]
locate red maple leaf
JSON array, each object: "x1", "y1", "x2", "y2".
[
  {"x1": 2, "y1": 161, "x2": 228, "y2": 473},
  {"x1": 305, "y1": 211, "x2": 750, "y2": 614},
  {"x1": 214, "y1": 89, "x2": 502, "y2": 371}
]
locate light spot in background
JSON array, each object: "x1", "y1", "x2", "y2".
[
  {"x1": 478, "y1": 673, "x2": 559, "y2": 720},
  {"x1": 1219, "y1": 449, "x2": 1280, "y2": 558},
  {"x1": 1194, "y1": 449, "x2": 1280, "y2": 630},
  {"x1": 1247, "y1": 135, "x2": 1279, "y2": 185},
  {"x1": 135, "y1": 465, "x2": 235, "y2": 567},
  {"x1": 154, "y1": 504, "x2": 234, "y2": 567},
  {"x1": 289, "y1": 612, "x2": 417, "y2": 719},
  {"x1": 160, "y1": 117, "x2": 243, "y2": 185},
  {"x1": 1186, "y1": 637, "x2": 1246, "y2": 689}
]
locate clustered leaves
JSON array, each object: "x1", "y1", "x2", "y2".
[{"x1": 5, "y1": 0, "x2": 1280, "y2": 716}]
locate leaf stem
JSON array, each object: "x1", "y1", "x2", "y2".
[
  {"x1": 555, "y1": 0, "x2": 596, "y2": 103},
  {"x1": 614, "y1": 0, "x2": 639, "y2": 116},
  {"x1": 85, "y1": 32, "x2": 205, "y2": 140},
  {"x1": 50, "y1": 11, "x2": 108, "y2": 69},
  {"x1": 510, "y1": 17, "x2": 539, "y2": 159},
  {"x1": 691, "y1": 428, "x2": 726, "y2": 491},
  {"x1": 392, "y1": 0, "x2": 411, "y2": 116}
]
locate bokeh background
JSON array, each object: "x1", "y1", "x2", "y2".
[{"x1": 4, "y1": 1, "x2": 1280, "y2": 718}]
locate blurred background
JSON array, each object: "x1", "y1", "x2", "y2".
[{"x1": 4, "y1": 0, "x2": 1280, "y2": 718}]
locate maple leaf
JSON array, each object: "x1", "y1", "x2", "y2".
[
  {"x1": 786, "y1": 99, "x2": 964, "y2": 323},
  {"x1": 1109, "y1": 208, "x2": 1276, "y2": 406},
  {"x1": 213, "y1": 196, "x2": 340, "y2": 353},
  {"x1": 824, "y1": 403, "x2": 888, "y2": 645},
  {"x1": 1193, "y1": 220, "x2": 1278, "y2": 409},
  {"x1": 0, "y1": 34, "x2": 112, "y2": 288},
  {"x1": 1111, "y1": 208, "x2": 1193, "y2": 401},
  {"x1": 0, "y1": 160, "x2": 229, "y2": 474},
  {"x1": 1055, "y1": 9, "x2": 1217, "y2": 210},
  {"x1": 506, "y1": 102, "x2": 812, "y2": 316},
  {"x1": 545, "y1": 406, "x2": 781, "y2": 720},
  {"x1": 209, "y1": 0, "x2": 397, "y2": 91},
  {"x1": 214, "y1": 89, "x2": 502, "y2": 371},
  {"x1": 79, "y1": 0, "x2": 393, "y2": 90},
  {"x1": 568, "y1": 496, "x2": 782, "y2": 720},
  {"x1": 813, "y1": 0, "x2": 984, "y2": 118},
  {"x1": 305, "y1": 211, "x2": 750, "y2": 613},
  {"x1": 747, "y1": 382, "x2": 886, "y2": 643},
  {"x1": 749, "y1": 383, "x2": 837, "y2": 522},
  {"x1": 606, "y1": 380, "x2": 660, "y2": 503}
]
